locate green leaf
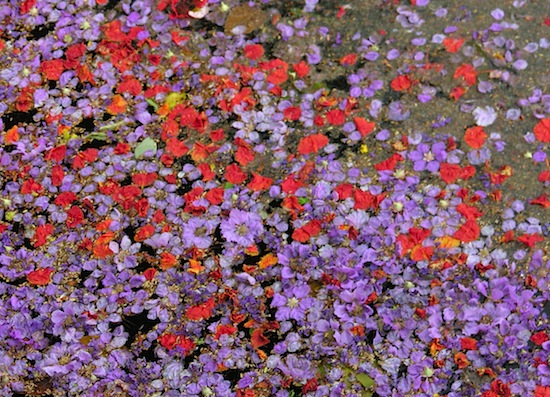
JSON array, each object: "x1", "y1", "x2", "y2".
[
  {"x1": 134, "y1": 137, "x2": 157, "y2": 158},
  {"x1": 356, "y1": 373, "x2": 375, "y2": 389},
  {"x1": 83, "y1": 132, "x2": 107, "y2": 141},
  {"x1": 146, "y1": 98, "x2": 159, "y2": 111},
  {"x1": 224, "y1": 183, "x2": 234, "y2": 189},
  {"x1": 298, "y1": 197, "x2": 309, "y2": 205}
]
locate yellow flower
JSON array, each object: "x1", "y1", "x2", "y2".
[{"x1": 360, "y1": 144, "x2": 369, "y2": 154}]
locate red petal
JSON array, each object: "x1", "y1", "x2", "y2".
[
  {"x1": 244, "y1": 44, "x2": 264, "y2": 60},
  {"x1": 27, "y1": 268, "x2": 54, "y2": 285},
  {"x1": 390, "y1": 75, "x2": 411, "y2": 91},
  {"x1": 464, "y1": 126, "x2": 487, "y2": 149},
  {"x1": 353, "y1": 117, "x2": 375, "y2": 137},
  {"x1": 453, "y1": 220, "x2": 480, "y2": 243},
  {"x1": 297, "y1": 133, "x2": 329, "y2": 155},
  {"x1": 439, "y1": 163, "x2": 461, "y2": 184},
  {"x1": 534, "y1": 118, "x2": 550, "y2": 142}
]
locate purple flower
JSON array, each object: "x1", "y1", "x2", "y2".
[
  {"x1": 407, "y1": 142, "x2": 447, "y2": 172},
  {"x1": 473, "y1": 106, "x2": 498, "y2": 126},
  {"x1": 182, "y1": 217, "x2": 217, "y2": 249},
  {"x1": 278, "y1": 354, "x2": 315, "y2": 382},
  {"x1": 271, "y1": 283, "x2": 315, "y2": 322},
  {"x1": 220, "y1": 209, "x2": 264, "y2": 247}
]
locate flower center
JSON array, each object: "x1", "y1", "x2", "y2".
[
  {"x1": 424, "y1": 150, "x2": 435, "y2": 162},
  {"x1": 287, "y1": 297, "x2": 299, "y2": 308},
  {"x1": 195, "y1": 226, "x2": 207, "y2": 236},
  {"x1": 236, "y1": 224, "x2": 249, "y2": 236}
]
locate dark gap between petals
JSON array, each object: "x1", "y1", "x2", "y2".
[
  {"x1": 28, "y1": 23, "x2": 55, "y2": 40},
  {"x1": 2, "y1": 110, "x2": 37, "y2": 130}
]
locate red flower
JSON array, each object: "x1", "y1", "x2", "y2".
[
  {"x1": 132, "y1": 172, "x2": 158, "y2": 187},
  {"x1": 205, "y1": 187, "x2": 224, "y2": 205},
  {"x1": 538, "y1": 171, "x2": 550, "y2": 183},
  {"x1": 302, "y1": 378, "x2": 318, "y2": 394},
  {"x1": 40, "y1": 59, "x2": 65, "y2": 80},
  {"x1": 531, "y1": 194, "x2": 550, "y2": 208},
  {"x1": 325, "y1": 109, "x2": 345, "y2": 125},
  {"x1": 225, "y1": 163, "x2": 247, "y2": 184},
  {"x1": 51, "y1": 165, "x2": 65, "y2": 186},
  {"x1": 210, "y1": 128, "x2": 224, "y2": 141},
  {"x1": 450, "y1": 86, "x2": 466, "y2": 100},
  {"x1": 186, "y1": 297, "x2": 215, "y2": 320},
  {"x1": 20, "y1": 0, "x2": 36, "y2": 14},
  {"x1": 535, "y1": 385, "x2": 550, "y2": 397},
  {"x1": 353, "y1": 117, "x2": 376, "y2": 137},
  {"x1": 244, "y1": 44, "x2": 264, "y2": 60},
  {"x1": 53, "y1": 192, "x2": 77, "y2": 207},
  {"x1": 214, "y1": 324, "x2": 237, "y2": 340},
  {"x1": 353, "y1": 189, "x2": 375, "y2": 210},
  {"x1": 339, "y1": 53, "x2": 357, "y2": 66},
  {"x1": 390, "y1": 75, "x2": 412, "y2": 91},
  {"x1": 248, "y1": 173, "x2": 273, "y2": 191},
  {"x1": 334, "y1": 183, "x2": 354, "y2": 200},
  {"x1": 454, "y1": 63, "x2": 477, "y2": 86},
  {"x1": 456, "y1": 203, "x2": 483, "y2": 220},
  {"x1": 20, "y1": 178, "x2": 44, "y2": 195},
  {"x1": 439, "y1": 163, "x2": 461, "y2": 184},
  {"x1": 534, "y1": 118, "x2": 550, "y2": 142},
  {"x1": 292, "y1": 61, "x2": 310, "y2": 78},
  {"x1": 158, "y1": 333, "x2": 178, "y2": 349},
  {"x1": 283, "y1": 106, "x2": 302, "y2": 121},
  {"x1": 166, "y1": 138, "x2": 189, "y2": 157},
  {"x1": 197, "y1": 163, "x2": 215, "y2": 181},
  {"x1": 374, "y1": 153, "x2": 403, "y2": 171},
  {"x1": 531, "y1": 331, "x2": 549, "y2": 345},
  {"x1": 460, "y1": 337, "x2": 478, "y2": 350},
  {"x1": 66, "y1": 206, "x2": 84, "y2": 228},
  {"x1": 460, "y1": 165, "x2": 476, "y2": 180},
  {"x1": 281, "y1": 175, "x2": 304, "y2": 194},
  {"x1": 235, "y1": 142, "x2": 255, "y2": 166},
  {"x1": 490, "y1": 380, "x2": 511, "y2": 397},
  {"x1": 453, "y1": 220, "x2": 480, "y2": 243},
  {"x1": 517, "y1": 233, "x2": 544, "y2": 247},
  {"x1": 297, "y1": 133, "x2": 329, "y2": 155},
  {"x1": 443, "y1": 37, "x2": 464, "y2": 53},
  {"x1": 117, "y1": 77, "x2": 143, "y2": 95},
  {"x1": 27, "y1": 268, "x2": 54, "y2": 286},
  {"x1": 143, "y1": 268, "x2": 157, "y2": 281},
  {"x1": 135, "y1": 225, "x2": 155, "y2": 242},
  {"x1": 464, "y1": 126, "x2": 487, "y2": 149}
]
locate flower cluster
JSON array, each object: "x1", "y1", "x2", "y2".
[{"x1": 0, "y1": 0, "x2": 549, "y2": 396}]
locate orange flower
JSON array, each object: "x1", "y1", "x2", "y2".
[
  {"x1": 454, "y1": 352, "x2": 470, "y2": 369},
  {"x1": 160, "y1": 252, "x2": 177, "y2": 270},
  {"x1": 259, "y1": 253, "x2": 277, "y2": 269},
  {"x1": 5, "y1": 126, "x2": 19, "y2": 144},
  {"x1": 106, "y1": 94, "x2": 127, "y2": 115}
]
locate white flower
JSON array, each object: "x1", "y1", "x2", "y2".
[{"x1": 473, "y1": 106, "x2": 497, "y2": 126}]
